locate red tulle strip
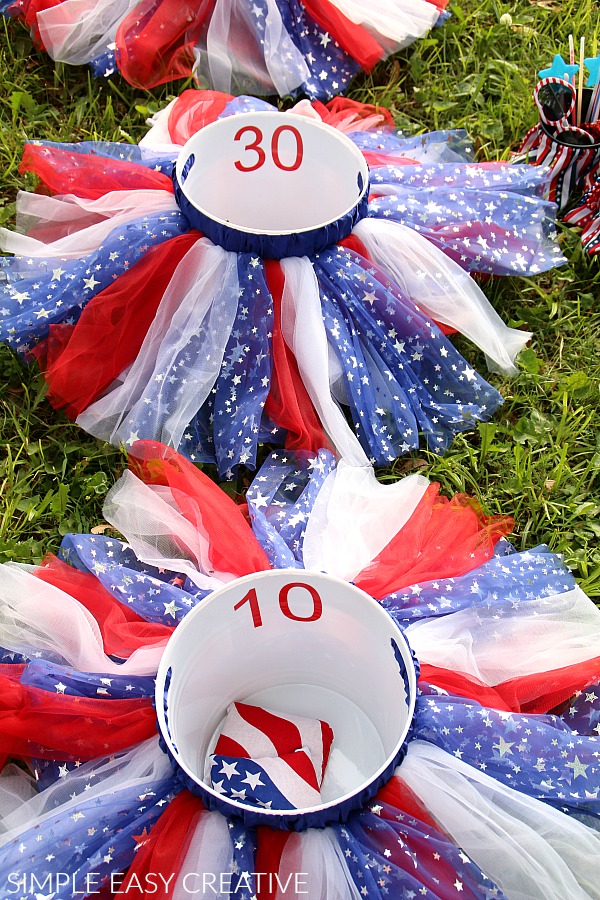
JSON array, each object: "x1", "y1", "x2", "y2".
[
  {"x1": 19, "y1": 0, "x2": 62, "y2": 47},
  {"x1": 420, "y1": 669, "x2": 514, "y2": 712},
  {"x1": 264, "y1": 260, "x2": 333, "y2": 455},
  {"x1": 35, "y1": 556, "x2": 173, "y2": 658},
  {"x1": 355, "y1": 484, "x2": 513, "y2": 598},
  {"x1": 166, "y1": 89, "x2": 235, "y2": 146},
  {"x1": 128, "y1": 441, "x2": 272, "y2": 577},
  {"x1": 314, "y1": 97, "x2": 395, "y2": 130},
  {"x1": 299, "y1": 1, "x2": 384, "y2": 70},
  {"x1": 0, "y1": 671, "x2": 156, "y2": 760},
  {"x1": 422, "y1": 658, "x2": 600, "y2": 715},
  {"x1": 116, "y1": 0, "x2": 212, "y2": 88},
  {"x1": 255, "y1": 829, "x2": 293, "y2": 900},
  {"x1": 116, "y1": 791, "x2": 205, "y2": 898},
  {"x1": 0, "y1": 664, "x2": 26, "y2": 677},
  {"x1": 495, "y1": 656, "x2": 600, "y2": 715},
  {"x1": 20, "y1": 144, "x2": 173, "y2": 199},
  {"x1": 363, "y1": 151, "x2": 418, "y2": 167},
  {"x1": 34, "y1": 233, "x2": 201, "y2": 418}
]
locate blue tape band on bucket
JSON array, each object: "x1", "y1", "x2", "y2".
[{"x1": 173, "y1": 168, "x2": 370, "y2": 259}]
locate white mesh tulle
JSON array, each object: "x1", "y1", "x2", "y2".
[
  {"x1": 0, "y1": 765, "x2": 38, "y2": 826},
  {"x1": 327, "y1": 0, "x2": 438, "y2": 48},
  {"x1": 202, "y1": 0, "x2": 311, "y2": 96},
  {"x1": 172, "y1": 811, "x2": 235, "y2": 900},
  {"x1": 400, "y1": 742, "x2": 600, "y2": 899},
  {"x1": 0, "y1": 738, "x2": 168, "y2": 840},
  {"x1": 77, "y1": 238, "x2": 239, "y2": 451},
  {"x1": 407, "y1": 586, "x2": 600, "y2": 684},
  {"x1": 103, "y1": 471, "x2": 236, "y2": 589},
  {"x1": 37, "y1": 0, "x2": 142, "y2": 65},
  {"x1": 139, "y1": 99, "x2": 181, "y2": 151},
  {"x1": 275, "y1": 829, "x2": 362, "y2": 900},
  {"x1": 353, "y1": 218, "x2": 532, "y2": 375},
  {"x1": 279, "y1": 257, "x2": 370, "y2": 467},
  {"x1": 0, "y1": 563, "x2": 166, "y2": 675},
  {"x1": 1, "y1": 189, "x2": 177, "y2": 259},
  {"x1": 302, "y1": 461, "x2": 430, "y2": 580}
]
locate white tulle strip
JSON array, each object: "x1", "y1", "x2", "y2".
[
  {"x1": 0, "y1": 563, "x2": 166, "y2": 674},
  {"x1": 78, "y1": 238, "x2": 239, "y2": 451},
  {"x1": 172, "y1": 811, "x2": 234, "y2": 900},
  {"x1": 279, "y1": 257, "x2": 370, "y2": 467},
  {"x1": 400, "y1": 742, "x2": 600, "y2": 899},
  {"x1": 37, "y1": 0, "x2": 142, "y2": 65},
  {"x1": 0, "y1": 737, "x2": 168, "y2": 840},
  {"x1": 302, "y1": 461, "x2": 430, "y2": 580},
  {"x1": 103, "y1": 471, "x2": 237, "y2": 589},
  {"x1": 0, "y1": 765, "x2": 38, "y2": 826},
  {"x1": 327, "y1": 0, "x2": 439, "y2": 46},
  {"x1": 204, "y1": 0, "x2": 310, "y2": 97},
  {"x1": 353, "y1": 218, "x2": 531, "y2": 375},
  {"x1": 407, "y1": 586, "x2": 600, "y2": 684},
  {"x1": 276, "y1": 829, "x2": 363, "y2": 900},
  {"x1": 139, "y1": 99, "x2": 181, "y2": 151},
  {"x1": 1, "y1": 189, "x2": 177, "y2": 258}
]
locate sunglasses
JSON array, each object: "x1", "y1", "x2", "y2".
[
  {"x1": 554, "y1": 122, "x2": 597, "y2": 146},
  {"x1": 535, "y1": 77, "x2": 576, "y2": 126},
  {"x1": 535, "y1": 78, "x2": 600, "y2": 147}
]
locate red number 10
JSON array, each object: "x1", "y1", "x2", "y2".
[
  {"x1": 234, "y1": 582, "x2": 322, "y2": 628},
  {"x1": 234, "y1": 125, "x2": 304, "y2": 173}
]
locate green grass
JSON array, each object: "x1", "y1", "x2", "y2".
[{"x1": 0, "y1": 2, "x2": 599, "y2": 593}]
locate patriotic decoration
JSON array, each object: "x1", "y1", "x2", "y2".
[
  {"x1": 209, "y1": 702, "x2": 334, "y2": 810},
  {"x1": 1, "y1": 0, "x2": 449, "y2": 97},
  {"x1": 515, "y1": 76, "x2": 600, "y2": 214},
  {"x1": 209, "y1": 750, "x2": 323, "y2": 810},
  {"x1": 0, "y1": 91, "x2": 565, "y2": 477},
  {"x1": 214, "y1": 702, "x2": 334, "y2": 782},
  {"x1": 563, "y1": 176, "x2": 600, "y2": 254},
  {"x1": 0, "y1": 441, "x2": 600, "y2": 898}
]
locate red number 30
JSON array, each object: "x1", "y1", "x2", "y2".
[
  {"x1": 234, "y1": 125, "x2": 303, "y2": 173},
  {"x1": 234, "y1": 582, "x2": 322, "y2": 628}
]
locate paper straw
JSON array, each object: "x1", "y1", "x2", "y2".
[
  {"x1": 577, "y1": 37, "x2": 585, "y2": 124},
  {"x1": 569, "y1": 33, "x2": 575, "y2": 85}
]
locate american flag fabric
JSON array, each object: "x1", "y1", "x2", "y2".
[
  {"x1": 209, "y1": 750, "x2": 322, "y2": 810},
  {"x1": 209, "y1": 701, "x2": 334, "y2": 810}
]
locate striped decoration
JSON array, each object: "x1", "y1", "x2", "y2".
[
  {"x1": 209, "y1": 701, "x2": 334, "y2": 810},
  {"x1": 515, "y1": 78, "x2": 600, "y2": 212}
]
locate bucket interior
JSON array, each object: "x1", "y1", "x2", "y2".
[
  {"x1": 156, "y1": 570, "x2": 416, "y2": 819},
  {"x1": 175, "y1": 111, "x2": 369, "y2": 235}
]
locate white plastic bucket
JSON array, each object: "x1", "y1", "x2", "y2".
[
  {"x1": 174, "y1": 111, "x2": 369, "y2": 237},
  {"x1": 156, "y1": 569, "x2": 417, "y2": 828}
]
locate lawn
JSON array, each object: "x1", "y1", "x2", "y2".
[{"x1": 0, "y1": 0, "x2": 599, "y2": 594}]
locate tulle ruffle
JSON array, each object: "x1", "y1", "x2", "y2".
[
  {"x1": 0, "y1": 92, "x2": 565, "y2": 475},
  {"x1": 1, "y1": 441, "x2": 600, "y2": 897},
  {"x1": 4, "y1": 0, "x2": 447, "y2": 98}
]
